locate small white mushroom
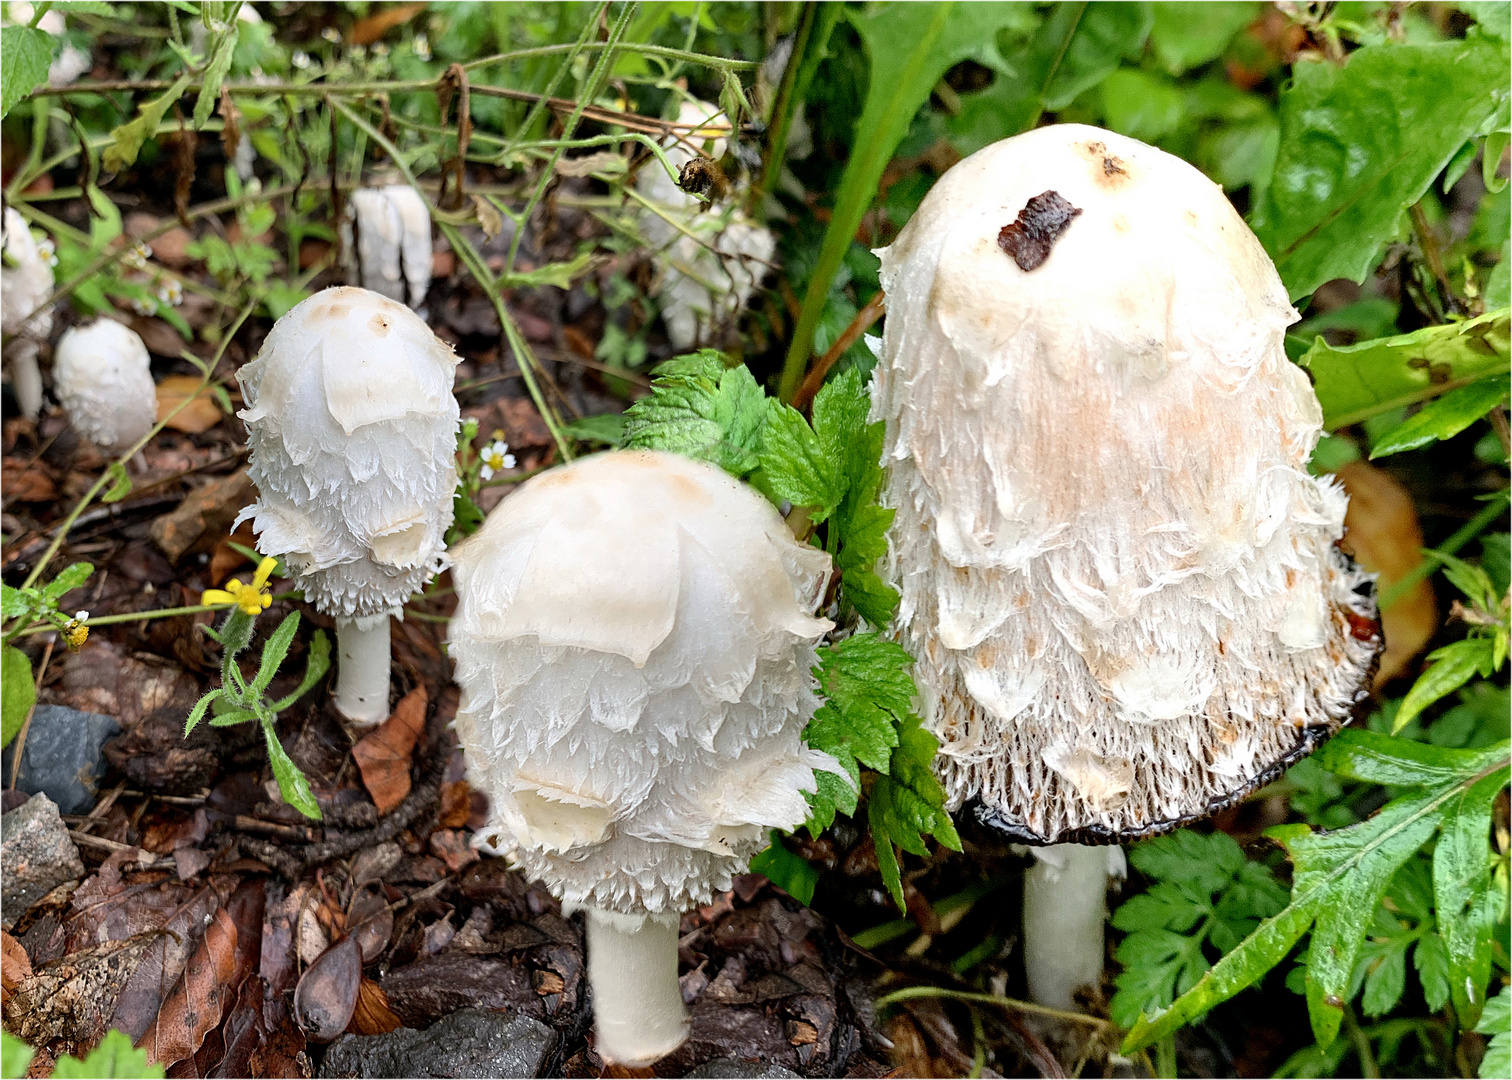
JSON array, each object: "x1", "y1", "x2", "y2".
[
  {"x1": 52, "y1": 319, "x2": 155, "y2": 455},
  {"x1": 235, "y1": 286, "x2": 460, "y2": 725},
  {"x1": 449, "y1": 449, "x2": 837, "y2": 1065},
  {"x1": 636, "y1": 99, "x2": 776, "y2": 351},
  {"x1": 871, "y1": 124, "x2": 1380, "y2": 1006},
  {"x1": 2, "y1": 207, "x2": 55, "y2": 420},
  {"x1": 341, "y1": 185, "x2": 433, "y2": 310}
]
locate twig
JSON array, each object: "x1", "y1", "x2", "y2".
[
  {"x1": 792, "y1": 291, "x2": 887, "y2": 412},
  {"x1": 67, "y1": 830, "x2": 174, "y2": 868},
  {"x1": 874, "y1": 985, "x2": 1115, "y2": 1032}
]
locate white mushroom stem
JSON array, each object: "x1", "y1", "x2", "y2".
[
  {"x1": 334, "y1": 616, "x2": 392, "y2": 725},
  {"x1": 1022, "y1": 843, "x2": 1125, "y2": 1010},
  {"x1": 8, "y1": 339, "x2": 43, "y2": 421},
  {"x1": 584, "y1": 907, "x2": 688, "y2": 1066}
]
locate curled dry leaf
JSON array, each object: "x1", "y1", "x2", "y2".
[
  {"x1": 350, "y1": 977, "x2": 404, "y2": 1036},
  {"x1": 293, "y1": 935, "x2": 362, "y2": 1044},
  {"x1": 155, "y1": 374, "x2": 225, "y2": 434},
  {"x1": 352, "y1": 686, "x2": 428, "y2": 815},
  {"x1": 1, "y1": 930, "x2": 33, "y2": 1010},
  {"x1": 347, "y1": 886, "x2": 394, "y2": 963},
  {"x1": 1336, "y1": 461, "x2": 1438, "y2": 685},
  {"x1": 149, "y1": 467, "x2": 258, "y2": 564},
  {"x1": 138, "y1": 905, "x2": 238, "y2": 1066}
]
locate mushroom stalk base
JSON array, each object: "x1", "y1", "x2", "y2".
[
  {"x1": 585, "y1": 906, "x2": 688, "y2": 1066},
  {"x1": 10, "y1": 343, "x2": 43, "y2": 421},
  {"x1": 334, "y1": 616, "x2": 392, "y2": 725},
  {"x1": 1023, "y1": 843, "x2": 1119, "y2": 1010}
]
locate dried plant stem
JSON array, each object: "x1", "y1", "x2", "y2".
[{"x1": 874, "y1": 985, "x2": 1114, "y2": 1031}]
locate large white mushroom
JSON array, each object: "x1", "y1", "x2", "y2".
[
  {"x1": 449, "y1": 449, "x2": 837, "y2": 1065},
  {"x1": 53, "y1": 319, "x2": 155, "y2": 455},
  {"x1": 871, "y1": 125, "x2": 1380, "y2": 1007},
  {"x1": 2, "y1": 207, "x2": 55, "y2": 420},
  {"x1": 235, "y1": 286, "x2": 460, "y2": 725}
]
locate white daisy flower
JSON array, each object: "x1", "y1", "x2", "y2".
[
  {"x1": 478, "y1": 438, "x2": 515, "y2": 481},
  {"x1": 157, "y1": 278, "x2": 184, "y2": 306},
  {"x1": 36, "y1": 238, "x2": 57, "y2": 267},
  {"x1": 413, "y1": 33, "x2": 430, "y2": 61}
]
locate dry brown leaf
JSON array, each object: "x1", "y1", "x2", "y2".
[
  {"x1": 438, "y1": 780, "x2": 472, "y2": 829},
  {"x1": 149, "y1": 468, "x2": 256, "y2": 563},
  {"x1": 351, "y1": 1, "x2": 426, "y2": 44},
  {"x1": 429, "y1": 829, "x2": 479, "y2": 874},
  {"x1": 139, "y1": 905, "x2": 238, "y2": 1066},
  {"x1": 1337, "y1": 462, "x2": 1438, "y2": 685},
  {"x1": 155, "y1": 374, "x2": 224, "y2": 434},
  {"x1": 352, "y1": 687, "x2": 428, "y2": 815},
  {"x1": 1, "y1": 930, "x2": 33, "y2": 1011},
  {"x1": 7, "y1": 933, "x2": 160, "y2": 1057},
  {"x1": 2, "y1": 456, "x2": 55, "y2": 502},
  {"x1": 349, "y1": 977, "x2": 403, "y2": 1036}
]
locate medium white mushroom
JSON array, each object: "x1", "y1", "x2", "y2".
[
  {"x1": 449, "y1": 449, "x2": 837, "y2": 1065},
  {"x1": 871, "y1": 124, "x2": 1380, "y2": 1007},
  {"x1": 341, "y1": 185, "x2": 433, "y2": 310},
  {"x1": 52, "y1": 319, "x2": 155, "y2": 455},
  {"x1": 235, "y1": 286, "x2": 460, "y2": 725},
  {"x1": 636, "y1": 99, "x2": 775, "y2": 351},
  {"x1": 2, "y1": 207, "x2": 55, "y2": 420}
]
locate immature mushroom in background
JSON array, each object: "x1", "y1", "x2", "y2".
[
  {"x1": 236, "y1": 286, "x2": 460, "y2": 725},
  {"x1": 52, "y1": 319, "x2": 155, "y2": 455},
  {"x1": 342, "y1": 185, "x2": 433, "y2": 310},
  {"x1": 449, "y1": 449, "x2": 837, "y2": 1065},
  {"x1": 2, "y1": 207, "x2": 55, "y2": 420},
  {"x1": 871, "y1": 124, "x2": 1380, "y2": 1006}
]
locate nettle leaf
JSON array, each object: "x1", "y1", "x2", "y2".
[
  {"x1": 1299, "y1": 308, "x2": 1510, "y2": 430},
  {"x1": 1394, "y1": 637, "x2": 1498, "y2": 732},
  {"x1": 1370, "y1": 376, "x2": 1510, "y2": 458},
  {"x1": 1123, "y1": 732, "x2": 1511, "y2": 1054},
  {"x1": 760, "y1": 403, "x2": 841, "y2": 519},
  {"x1": 622, "y1": 351, "x2": 772, "y2": 477},
  {"x1": 2, "y1": 645, "x2": 36, "y2": 749},
  {"x1": 1252, "y1": 39, "x2": 1512, "y2": 301},
  {"x1": 749, "y1": 831, "x2": 821, "y2": 906},
  {"x1": 1476, "y1": 987, "x2": 1511, "y2": 1080},
  {"x1": 1, "y1": 24, "x2": 53, "y2": 120}
]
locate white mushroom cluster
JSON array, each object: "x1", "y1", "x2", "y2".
[
  {"x1": 342, "y1": 185, "x2": 433, "y2": 310},
  {"x1": 872, "y1": 124, "x2": 1379, "y2": 847},
  {"x1": 637, "y1": 99, "x2": 775, "y2": 351},
  {"x1": 52, "y1": 319, "x2": 155, "y2": 455},
  {"x1": 2, "y1": 207, "x2": 55, "y2": 419},
  {"x1": 236, "y1": 286, "x2": 460, "y2": 722},
  {"x1": 449, "y1": 449, "x2": 836, "y2": 1064}
]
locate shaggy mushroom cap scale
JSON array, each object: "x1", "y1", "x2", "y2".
[
  {"x1": 236, "y1": 287, "x2": 460, "y2": 619},
  {"x1": 450, "y1": 450, "x2": 837, "y2": 914},
  {"x1": 52, "y1": 319, "x2": 156, "y2": 454},
  {"x1": 873, "y1": 124, "x2": 1380, "y2": 845}
]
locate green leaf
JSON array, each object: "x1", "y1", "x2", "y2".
[
  {"x1": 749, "y1": 831, "x2": 821, "y2": 905},
  {"x1": 2, "y1": 1031, "x2": 36, "y2": 1080},
  {"x1": 182, "y1": 689, "x2": 221, "y2": 735},
  {"x1": 2, "y1": 645, "x2": 36, "y2": 749},
  {"x1": 1298, "y1": 308, "x2": 1510, "y2": 430},
  {"x1": 1484, "y1": 129, "x2": 1510, "y2": 194},
  {"x1": 1476, "y1": 987, "x2": 1511, "y2": 1080},
  {"x1": 1, "y1": 25, "x2": 53, "y2": 120},
  {"x1": 102, "y1": 72, "x2": 193, "y2": 173},
  {"x1": 262, "y1": 719, "x2": 322, "y2": 820},
  {"x1": 1394, "y1": 638, "x2": 1498, "y2": 732},
  {"x1": 1369, "y1": 376, "x2": 1510, "y2": 458},
  {"x1": 1148, "y1": 1, "x2": 1259, "y2": 74},
  {"x1": 1123, "y1": 733, "x2": 1511, "y2": 1053},
  {"x1": 759, "y1": 403, "x2": 840, "y2": 519},
  {"x1": 501, "y1": 249, "x2": 594, "y2": 290},
  {"x1": 622, "y1": 351, "x2": 772, "y2": 477},
  {"x1": 101, "y1": 461, "x2": 133, "y2": 504},
  {"x1": 449, "y1": 488, "x2": 483, "y2": 543},
  {"x1": 563, "y1": 413, "x2": 627, "y2": 448},
  {"x1": 780, "y1": 0, "x2": 1034, "y2": 400},
  {"x1": 1432, "y1": 766, "x2": 1508, "y2": 1026},
  {"x1": 269, "y1": 628, "x2": 331, "y2": 712},
  {"x1": 51, "y1": 1028, "x2": 164, "y2": 1079},
  {"x1": 251, "y1": 612, "x2": 300, "y2": 695},
  {"x1": 1, "y1": 583, "x2": 28, "y2": 619},
  {"x1": 215, "y1": 608, "x2": 257, "y2": 665},
  {"x1": 1413, "y1": 930, "x2": 1451, "y2": 1013},
  {"x1": 1099, "y1": 68, "x2": 1185, "y2": 143},
  {"x1": 1251, "y1": 39, "x2": 1512, "y2": 301},
  {"x1": 192, "y1": 27, "x2": 237, "y2": 129},
  {"x1": 1463, "y1": 1, "x2": 1512, "y2": 41},
  {"x1": 41, "y1": 562, "x2": 94, "y2": 604}
]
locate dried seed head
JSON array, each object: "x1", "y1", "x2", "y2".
[
  {"x1": 449, "y1": 450, "x2": 837, "y2": 914},
  {"x1": 235, "y1": 286, "x2": 460, "y2": 620},
  {"x1": 53, "y1": 319, "x2": 156, "y2": 454},
  {"x1": 872, "y1": 125, "x2": 1381, "y2": 845}
]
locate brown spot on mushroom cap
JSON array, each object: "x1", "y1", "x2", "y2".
[
  {"x1": 370, "y1": 314, "x2": 391, "y2": 336},
  {"x1": 997, "y1": 191, "x2": 1083, "y2": 272},
  {"x1": 1078, "y1": 139, "x2": 1132, "y2": 187}
]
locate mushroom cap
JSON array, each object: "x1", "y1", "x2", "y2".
[
  {"x1": 53, "y1": 319, "x2": 155, "y2": 454},
  {"x1": 2, "y1": 207, "x2": 55, "y2": 340},
  {"x1": 449, "y1": 449, "x2": 836, "y2": 914},
  {"x1": 872, "y1": 124, "x2": 1380, "y2": 845},
  {"x1": 235, "y1": 286, "x2": 460, "y2": 619}
]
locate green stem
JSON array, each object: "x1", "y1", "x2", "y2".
[
  {"x1": 1379, "y1": 491, "x2": 1511, "y2": 611},
  {"x1": 873, "y1": 985, "x2": 1113, "y2": 1030}
]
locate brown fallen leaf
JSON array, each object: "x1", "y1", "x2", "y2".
[
  {"x1": 139, "y1": 905, "x2": 238, "y2": 1066},
  {"x1": 352, "y1": 687, "x2": 428, "y2": 815},
  {"x1": 293, "y1": 935, "x2": 361, "y2": 1043},
  {"x1": 149, "y1": 468, "x2": 256, "y2": 563},
  {"x1": 209, "y1": 520, "x2": 259, "y2": 586},
  {"x1": 1337, "y1": 461, "x2": 1438, "y2": 685},
  {"x1": 2, "y1": 456, "x2": 56, "y2": 501},
  {"x1": 155, "y1": 374, "x2": 225, "y2": 434},
  {"x1": 438, "y1": 779, "x2": 472, "y2": 829},
  {"x1": 351, "y1": 1, "x2": 426, "y2": 44},
  {"x1": 349, "y1": 977, "x2": 404, "y2": 1036},
  {"x1": 429, "y1": 829, "x2": 480, "y2": 874},
  {"x1": 2, "y1": 930, "x2": 33, "y2": 1010},
  {"x1": 7, "y1": 933, "x2": 161, "y2": 1057}
]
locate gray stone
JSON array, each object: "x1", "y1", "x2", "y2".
[
  {"x1": 1, "y1": 793, "x2": 84, "y2": 929},
  {"x1": 685, "y1": 1061, "x2": 802, "y2": 1079},
  {"x1": 318, "y1": 1007, "x2": 556, "y2": 1079},
  {"x1": 2, "y1": 704, "x2": 119, "y2": 815}
]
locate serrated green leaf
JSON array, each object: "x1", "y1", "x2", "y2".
[
  {"x1": 1433, "y1": 766, "x2": 1509, "y2": 1026},
  {"x1": 622, "y1": 351, "x2": 771, "y2": 477},
  {"x1": 837, "y1": 567, "x2": 899, "y2": 628},
  {"x1": 102, "y1": 73, "x2": 193, "y2": 173},
  {"x1": 1252, "y1": 39, "x2": 1512, "y2": 301},
  {"x1": 759, "y1": 403, "x2": 840, "y2": 518},
  {"x1": 182, "y1": 689, "x2": 221, "y2": 735},
  {"x1": 1395, "y1": 638, "x2": 1499, "y2": 732},
  {"x1": 262, "y1": 719, "x2": 321, "y2": 820},
  {"x1": 1, "y1": 583, "x2": 28, "y2": 619},
  {"x1": 1476, "y1": 986, "x2": 1511, "y2": 1080},
  {"x1": 101, "y1": 462, "x2": 133, "y2": 504},
  {"x1": 51, "y1": 1027, "x2": 164, "y2": 1079},
  {"x1": 1299, "y1": 309, "x2": 1510, "y2": 431},
  {"x1": 1413, "y1": 931, "x2": 1451, "y2": 1013},
  {"x1": 1, "y1": 25, "x2": 53, "y2": 120},
  {"x1": 749, "y1": 831, "x2": 820, "y2": 905},
  {"x1": 42, "y1": 562, "x2": 94, "y2": 604},
  {"x1": 869, "y1": 779, "x2": 905, "y2": 910},
  {"x1": 562, "y1": 413, "x2": 626, "y2": 448},
  {"x1": 1370, "y1": 377, "x2": 1510, "y2": 458},
  {"x1": 2, "y1": 645, "x2": 36, "y2": 748}
]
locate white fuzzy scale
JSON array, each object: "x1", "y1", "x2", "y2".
[
  {"x1": 449, "y1": 451, "x2": 838, "y2": 915},
  {"x1": 872, "y1": 125, "x2": 1380, "y2": 844},
  {"x1": 52, "y1": 319, "x2": 156, "y2": 454},
  {"x1": 236, "y1": 287, "x2": 460, "y2": 619}
]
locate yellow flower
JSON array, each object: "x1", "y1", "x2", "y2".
[
  {"x1": 203, "y1": 556, "x2": 278, "y2": 615},
  {"x1": 62, "y1": 620, "x2": 88, "y2": 649}
]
